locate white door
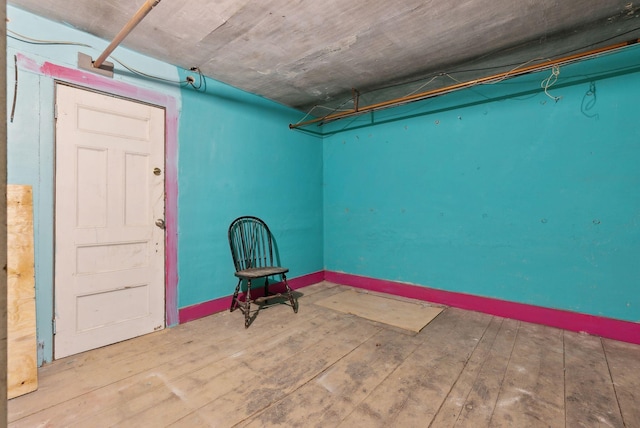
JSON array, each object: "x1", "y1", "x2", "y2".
[{"x1": 54, "y1": 84, "x2": 165, "y2": 358}]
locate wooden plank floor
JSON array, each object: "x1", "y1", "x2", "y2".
[{"x1": 8, "y1": 282, "x2": 640, "y2": 427}]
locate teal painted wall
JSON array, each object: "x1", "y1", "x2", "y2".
[
  {"x1": 176, "y1": 73, "x2": 323, "y2": 308},
  {"x1": 6, "y1": 7, "x2": 323, "y2": 363},
  {"x1": 6, "y1": 6, "x2": 183, "y2": 364},
  {"x1": 323, "y1": 45, "x2": 640, "y2": 323},
  {"x1": 6, "y1": 5, "x2": 639, "y2": 365}
]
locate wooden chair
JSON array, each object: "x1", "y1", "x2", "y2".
[{"x1": 228, "y1": 216, "x2": 298, "y2": 327}]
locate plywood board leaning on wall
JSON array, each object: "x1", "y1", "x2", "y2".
[{"x1": 7, "y1": 184, "x2": 37, "y2": 398}]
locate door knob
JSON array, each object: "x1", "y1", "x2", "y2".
[{"x1": 155, "y1": 219, "x2": 165, "y2": 229}]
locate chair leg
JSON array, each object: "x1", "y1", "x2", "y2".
[
  {"x1": 230, "y1": 278, "x2": 242, "y2": 312},
  {"x1": 264, "y1": 277, "x2": 270, "y2": 297},
  {"x1": 244, "y1": 280, "x2": 252, "y2": 328},
  {"x1": 282, "y1": 274, "x2": 297, "y2": 313}
]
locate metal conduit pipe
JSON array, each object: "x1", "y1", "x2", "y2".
[
  {"x1": 93, "y1": 0, "x2": 162, "y2": 69},
  {"x1": 290, "y1": 38, "x2": 640, "y2": 129}
]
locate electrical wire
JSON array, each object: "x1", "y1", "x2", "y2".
[
  {"x1": 186, "y1": 67, "x2": 206, "y2": 91},
  {"x1": 10, "y1": 55, "x2": 18, "y2": 123},
  {"x1": 295, "y1": 107, "x2": 317, "y2": 124},
  {"x1": 7, "y1": 29, "x2": 92, "y2": 47},
  {"x1": 477, "y1": 57, "x2": 548, "y2": 84},
  {"x1": 415, "y1": 24, "x2": 640, "y2": 80},
  {"x1": 403, "y1": 74, "x2": 442, "y2": 97},
  {"x1": 110, "y1": 55, "x2": 189, "y2": 84},
  {"x1": 313, "y1": 105, "x2": 353, "y2": 112},
  {"x1": 10, "y1": 16, "x2": 637, "y2": 119},
  {"x1": 294, "y1": 24, "x2": 640, "y2": 127},
  {"x1": 7, "y1": 27, "x2": 195, "y2": 86},
  {"x1": 541, "y1": 65, "x2": 562, "y2": 102},
  {"x1": 336, "y1": 24, "x2": 640, "y2": 101}
]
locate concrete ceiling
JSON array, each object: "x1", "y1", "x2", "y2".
[{"x1": 8, "y1": 0, "x2": 640, "y2": 115}]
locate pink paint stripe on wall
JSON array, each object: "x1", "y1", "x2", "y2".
[
  {"x1": 180, "y1": 269, "x2": 639, "y2": 345},
  {"x1": 17, "y1": 53, "x2": 180, "y2": 326},
  {"x1": 324, "y1": 271, "x2": 640, "y2": 345},
  {"x1": 287, "y1": 270, "x2": 324, "y2": 289},
  {"x1": 179, "y1": 296, "x2": 230, "y2": 324},
  {"x1": 178, "y1": 271, "x2": 324, "y2": 323}
]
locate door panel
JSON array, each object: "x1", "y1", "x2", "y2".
[{"x1": 54, "y1": 84, "x2": 165, "y2": 358}]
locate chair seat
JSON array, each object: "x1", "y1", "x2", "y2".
[{"x1": 234, "y1": 266, "x2": 289, "y2": 279}]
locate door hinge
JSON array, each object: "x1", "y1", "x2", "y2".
[
  {"x1": 52, "y1": 317, "x2": 57, "y2": 335},
  {"x1": 54, "y1": 104, "x2": 58, "y2": 119}
]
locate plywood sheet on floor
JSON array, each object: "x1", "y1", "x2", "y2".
[{"x1": 314, "y1": 289, "x2": 442, "y2": 332}]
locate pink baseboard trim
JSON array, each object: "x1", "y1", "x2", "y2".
[
  {"x1": 179, "y1": 270, "x2": 640, "y2": 345},
  {"x1": 325, "y1": 271, "x2": 640, "y2": 345},
  {"x1": 287, "y1": 270, "x2": 325, "y2": 289},
  {"x1": 179, "y1": 295, "x2": 230, "y2": 324},
  {"x1": 178, "y1": 271, "x2": 324, "y2": 324}
]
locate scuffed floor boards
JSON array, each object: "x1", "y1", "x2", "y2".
[{"x1": 7, "y1": 282, "x2": 640, "y2": 427}]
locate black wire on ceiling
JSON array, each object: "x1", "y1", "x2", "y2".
[
  {"x1": 341, "y1": 25, "x2": 640, "y2": 101},
  {"x1": 303, "y1": 24, "x2": 640, "y2": 122},
  {"x1": 451, "y1": 24, "x2": 640, "y2": 75}
]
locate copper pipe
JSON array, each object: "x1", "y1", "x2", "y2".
[
  {"x1": 93, "y1": 0, "x2": 162, "y2": 68},
  {"x1": 290, "y1": 39, "x2": 639, "y2": 129}
]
